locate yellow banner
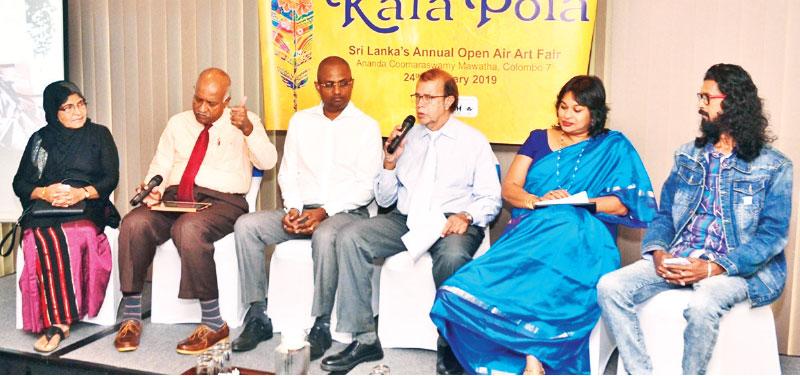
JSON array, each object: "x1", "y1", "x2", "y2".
[{"x1": 260, "y1": 0, "x2": 596, "y2": 144}]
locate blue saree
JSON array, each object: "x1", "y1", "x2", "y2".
[{"x1": 430, "y1": 130, "x2": 657, "y2": 375}]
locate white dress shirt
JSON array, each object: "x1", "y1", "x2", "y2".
[
  {"x1": 278, "y1": 102, "x2": 383, "y2": 215},
  {"x1": 375, "y1": 116, "x2": 502, "y2": 227},
  {"x1": 145, "y1": 109, "x2": 278, "y2": 194}
]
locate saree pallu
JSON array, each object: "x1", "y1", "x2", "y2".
[
  {"x1": 430, "y1": 131, "x2": 657, "y2": 375},
  {"x1": 19, "y1": 219, "x2": 112, "y2": 333}
]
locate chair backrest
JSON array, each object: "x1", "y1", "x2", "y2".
[
  {"x1": 246, "y1": 168, "x2": 263, "y2": 212},
  {"x1": 472, "y1": 160, "x2": 501, "y2": 259}
]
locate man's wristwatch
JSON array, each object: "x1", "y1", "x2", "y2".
[{"x1": 459, "y1": 211, "x2": 474, "y2": 225}]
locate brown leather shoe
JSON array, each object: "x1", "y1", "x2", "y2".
[
  {"x1": 114, "y1": 319, "x2": 142, "y2": 352},
  {"x1": 176, "y1": 323, "x2": 229, "y2": 355}
]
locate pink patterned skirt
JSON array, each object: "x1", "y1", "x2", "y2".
[{"x1": 18, "y1": 219, "x2": 112, "y2": 333}]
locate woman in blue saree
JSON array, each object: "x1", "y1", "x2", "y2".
[{"x1": 430, "y1": 76, "x2": 657, "y2": 375}]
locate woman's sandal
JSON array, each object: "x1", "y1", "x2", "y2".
[
  {"x1": 522, "y1": 355, "x2": 546, "y2": 375},
  {"x1": 33, "y1": 325, "x2": 70, "y2": 353}
]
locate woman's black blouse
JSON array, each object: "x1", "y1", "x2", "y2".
[{"x1": 12, "y1": 122, "x2": 120, "y2": 229}]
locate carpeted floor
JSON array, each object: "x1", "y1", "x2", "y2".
[
  {"x1": 3, "y1": 274, "x2": 800, "y2": 374},
  {"x1": 2, "y1": 274, "x2": 435, "y2": 374}
]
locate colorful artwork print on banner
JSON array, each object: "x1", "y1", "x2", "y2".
[{"x1": 260, "y1": 0, "x2": 596, "y2": 144}]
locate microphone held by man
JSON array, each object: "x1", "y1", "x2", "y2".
[
  {"x1": 386, "y1": 115, "x2": 416, "y2": 154},
  {"x1": 129, "y1": 175, "x2": 163, "y2": 206}
]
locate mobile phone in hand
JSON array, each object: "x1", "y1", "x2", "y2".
[{"x1": 663, "y1": 257, "x2": 691, "y2": 266}]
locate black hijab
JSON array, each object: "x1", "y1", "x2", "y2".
[{"x1": 39, "y1": 81, "x2": 90, "y2": 178}]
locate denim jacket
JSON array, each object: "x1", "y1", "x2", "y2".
[{"x1": 642, "y1": 141, "x2": 793, "y2": 307}]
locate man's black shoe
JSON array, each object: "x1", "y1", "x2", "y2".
[
  {"x1": 307, "y1": 323, "x2": 332, "y2": 360},
  {"x1": 436, "y1": 337, "x2": 464, "y2": 375},
  {"x1": 320, "y1": 340, "x2": 384, "y2": 372},
  {"x1": 231, "y1": 318, "x2": 273, "y2": 352}
]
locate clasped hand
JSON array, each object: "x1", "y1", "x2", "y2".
[
  {"x1": 43, "y1": 183, "x2": 84, "y2": 208},
  {"x1": 653, "y1": 250, "x2": 721, "y2": 286},
  {"x1": 283, "y1": 208, "x2": 328, "y2": 235}
]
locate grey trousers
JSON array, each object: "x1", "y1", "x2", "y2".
[
  {"x1": 234, "y1": 206, "x2": 369, "y2": 317},
  {"x1": 335, "y1": 209, "x2": 484, "y2": 334}
]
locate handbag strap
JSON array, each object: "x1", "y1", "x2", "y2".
[
  {"x1": 1, "y1": 222, "x2": 20, "y2": 257},
  {"x1": 1, "y1": 208, "x2": 29, "y2": 257}
]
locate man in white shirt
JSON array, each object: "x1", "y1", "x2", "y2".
[
  {"x1": 114, "y1": 68, "x2": 278, "y2": 354},
  {"x1": 231, "y1": 56, "x2": 383, "y2": 358},
  {"x1": 321, "y1": 68, "x2": 502, "y2": 374}
]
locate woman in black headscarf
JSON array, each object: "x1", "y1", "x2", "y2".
[{"x1": 13, "y1": 81, "x2": 119, "y2": 352}]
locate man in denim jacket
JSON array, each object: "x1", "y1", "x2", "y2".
[{"x1": 597, "y1": 63, "x2": 793, "y2": 375}]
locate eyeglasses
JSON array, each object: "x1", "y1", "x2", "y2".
[
  {"x1": 317, "y1": 79, "x2": 353, "y2": 90},
  {"x1": 59, "y1": 100, "x2": 87, "y2": 113},
  {"x1": 410, "y1": 94, "x2": 447, "y2": 104},
  {"x1": 696, "y1": 93, "x2": 726, "y2": 105}
]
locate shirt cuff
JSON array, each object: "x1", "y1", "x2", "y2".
[
  {"x1": 641, "y1": 242, "x2": 669, "y2": 258},
  {"x1": 322, "y1": 204, "x2": 341, "y2": 217},
  {"x1": 283, "y1": 200, "x2": 304, "y2": 214}
]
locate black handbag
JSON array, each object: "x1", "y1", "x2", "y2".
[
  {"x1": 1, "y1": 200, "x2": 87, "y2": 257},
  {"x1": 29, "y1": 199, "x2": 87, "y2": 217}
]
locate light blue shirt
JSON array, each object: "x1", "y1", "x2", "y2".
[{"x1": 375, "y1": 116, "x2": 502, "y2": 227}]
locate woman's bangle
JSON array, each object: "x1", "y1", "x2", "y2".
[
  {"x1": 706, "y1": 261, "x2": 712, "y2": 279},
  {"x1": 40, "y1": 187, "x2": 47, "y2": 200},
  {"x1": 82, "y1": 187, "x2": 90, "y2": 200}
]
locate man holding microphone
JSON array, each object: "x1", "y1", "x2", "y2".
[
  {"x1": 113, "y1": 68, "x2": 277, "y2": 354},
  {"x1": 322, "y1": 68, "x2": 502, "y2": 373}
]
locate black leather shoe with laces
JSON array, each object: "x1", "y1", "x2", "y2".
[
  {"x1": 231, "y1": 318, "x2": 273, "y2": 352},
  {"x1": 307, "y1": 323, "x2": 332, "y2": 360}
]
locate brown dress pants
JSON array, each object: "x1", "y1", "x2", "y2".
[{"x1": 118, "y1": 186, "x2": 247, "y2": 300}]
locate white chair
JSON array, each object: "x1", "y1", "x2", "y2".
[
  {"x1": 616, "y1": 288, "x2": 781, "y2": 375},
  {"x1": 377, "y1": 227, "x2": 491, "y2": 351},
  {"x1": 267, "y1": 202, "x2": 379, "y2": 343},
  {"x1": 589, "y1": 316, "x2": 615, "y2": 375},
  {"x1": 16, "y1": 227, "x2": 122, "y2": 328},
  {"x1": 149, "y1": 171, "x2": 263, "y2": 329}
]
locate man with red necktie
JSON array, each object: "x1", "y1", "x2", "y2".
[{"x1": 113, "y1": 68, "x2": 277, "y2": 354}]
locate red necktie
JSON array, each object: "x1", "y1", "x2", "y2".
[{"x1": 177, "y1": 124, "x2": 212, "y2": 202}]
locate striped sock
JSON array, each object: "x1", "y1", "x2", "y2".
[
  {"x1": 200, "y1": 299, "x2": 224, "y2": 331},
  {"x1": 121, "y1": 293, "x2": 142, "y2": 322}
]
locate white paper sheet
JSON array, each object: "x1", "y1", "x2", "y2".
[
  {"x1": 402, "y1": 210, "x2": 447, "y2": 261},
  {"x1": 534, "y1": 191, "x2": 589, "y2": 207}
]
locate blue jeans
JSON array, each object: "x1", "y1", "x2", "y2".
[{"x1": 597, "y1": 259, "x2": 748, "y2": 374}]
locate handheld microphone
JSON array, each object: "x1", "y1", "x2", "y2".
[
  {"x1": 386, "y1": 115, "x2": 416, "y2": 154},
  {"x1": 129, "y1": 175, "x2": 163, "y2": 206}
]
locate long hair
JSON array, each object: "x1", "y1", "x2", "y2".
[
  {"x1": 555, "y1": 75, "x2": 609, "y2": 137},
  {"x1": 695, "y1": 64, "x2": 772, "y2": 161}
]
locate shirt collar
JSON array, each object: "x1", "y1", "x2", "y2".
[
  {"x1": 311, "y1": 101, "x2": 357, "y2": 120},
  {"x1": 423, "y1": 115, "x2": 459, "y2": 141},
  {"x1": 703, "y1": 143, "x2": 739, "y2": 169},
  {"x1": 703, "y1": 142, "x2": 735, "y2": 164}
]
